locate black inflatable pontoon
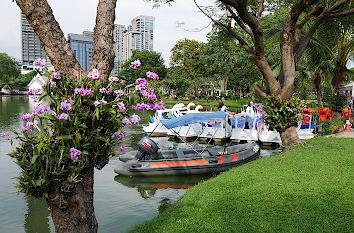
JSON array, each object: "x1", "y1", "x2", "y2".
[{"x1": 115, "y1": 137, "x2": 260, "y2": 176}]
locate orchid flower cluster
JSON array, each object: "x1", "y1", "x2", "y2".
[
  {"x1": 256, "y1": 93, "x2": 307, "y2": 132},
  {"x1": 6, "y1": 58, "x2": 162, "y2": 198}
]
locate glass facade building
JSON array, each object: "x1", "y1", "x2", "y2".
[
  {"x1": 21, "y1": 14, "x2": 51, "y2": 68},
  {"x1": 67, "y1": 31, "x2": 93, "y2": 71}
]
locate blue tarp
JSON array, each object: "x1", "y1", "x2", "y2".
[{"x1": 160, "y1": 111, "x2": 227, "y2": 129}]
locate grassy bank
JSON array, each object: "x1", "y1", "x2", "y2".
[{"x1": 130, "y1": 137, "x2": 354, "y2": 233}]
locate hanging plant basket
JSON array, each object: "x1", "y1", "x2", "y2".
[
  {"x1": 60, "y1": 181, "x2": 76, "y2": 197},
  {"x1": 51, "y1": 172, "x2": 67, "y2": 185}
]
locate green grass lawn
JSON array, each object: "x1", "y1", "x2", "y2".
[{"x1": 130, "y1": 137, "x2": 354, "y2": 233}]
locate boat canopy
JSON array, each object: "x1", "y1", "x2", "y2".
[{"x1": 160, "y1": 111, "x2": 227, "y2": 129}]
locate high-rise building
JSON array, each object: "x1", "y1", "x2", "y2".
[
  {"x1": 67, "y1": 31, "x2": 93, "y2": 71},
  {"x1": 21, "y1": 14, "x2": 52, "y2": 70},
  {"x1": 113, "y1": 15, "x2": 155, "y2": 72},
  {"x1": 113, "y1": 24, "x2": 126, "y2": 74},
  {"x1": 123, "y1": 16, "x2": 155, "y2": 61}
]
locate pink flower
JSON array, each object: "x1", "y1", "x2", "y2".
[
  {"x1": 50, "y1": 71, "x2": 61, "y2": 80},
  {"x1": 136, "y1": 78, "x2": 149, "y2": 86},
  {"x1": 88, "y1": 69, "x2": 101, "y2": 80},
  {"x1": 74, "y1": 88, "x2": 91, "y2": 96},
  {"x1": 263, "y1": 93, "x2": 267, "y2": 97},
  {"x1": 114, "y1": 131, "x2": 127, "y2": 140},
  {"x1": 131, "y1": 114, "x2": 141, "y2": 124},
  {"x1": 60, "y1": 101, "x2": 72, "y2": 111},
  {"x1": 43, "y1": 104, "x2": 50, "y2": 112},
  {"x1": 33, "y1": 58, "x2": 46, "y2": 68},
  {"x1": 70, "y1": 147, "x2": 82, "y2": 162},
  {"x1": 26, "y1": 88, "x2": 41, "y2": 95},
  {"x1": 114, "y1": 90, "x2": 124, "y2": 96},
  {"x1": 21, "y1": 113, "x2": 33, "y2": 122},
  {"x1": 48, "y1": 79, "x2": 57, "y2": 87},
  {"x1": 146, "y1": 71, "x2": 159, "y2": 80},
  {"x1": 122, "y1": 117, "x2": 132, "y2": 125},
  {"x1": 56, "y1": 113, "x2": 68, "y2": 120},
  {"x1": 118, "y1": 145, "x2": 124, "y2": 152},
  {"x1": 117, "y1": 102, "x2": 126, "y2": 111},
  {"x1": 130, "y1": 59, "x2": 141, "y2": 69},
  {"x1": 276, "y1": 94, "x2": 281, "y2": 99},
  {"x1": 1, "y1": 133, "x2": 11, "y2": 140},
  {"x1": 99, "y1": 88, "x2": 107, "y2": 94},
  {"x1": 108, "y1": 76, "x2": 119, "y2": 82},
  {"x1": 34, "y1": 106, "x2": 45, "y2": 115},
  {"x1": 94, "y1": 100, "x2": 100, "y2": 106},
  {"x1": 25, "y1": 120, "x2": 39, "y2": 131}
]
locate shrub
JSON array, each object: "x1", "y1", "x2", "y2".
[{"x1": 6, "y1": 59, "x2": 163, "y2": 198}]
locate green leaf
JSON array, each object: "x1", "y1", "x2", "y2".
[
  {"x1": 56, "y1": 135, "x2": 73, "y2": 140},
  {"x1": 79, "y1": 124, "x2": 88, "y2": 129},
  {"x1": 31, "y1": 155, "x2": 38, "y2": 164},
  {"x1": 72, "y1": 96, "x2": 81, "y2": 109},
  {"x1": 95, "y1": 108, "x2": 100, "y2": 120}
]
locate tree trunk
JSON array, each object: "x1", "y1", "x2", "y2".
[
  {"x1": 16, "y1": 0, "x2": 83, "y2": 79},
  {"x1": 313, "y1": 71, "x2": 323, "y2": 107},
  {"x1": 47, "y1": 165, "x2": 97, "y2": 233},
  {"x1": 90, "y1": 0, "x2": 117, "y2": 77},
  {"x1": 280, "y1": 126, "x2": 301, "y2": 147},
  {"x1": 331, "y1": 61, "x2": 348, "y2": 93}
]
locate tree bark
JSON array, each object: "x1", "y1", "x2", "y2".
[
  {"x1": 90, "y1": 0, "x2": 118, "y2": 78},
  {"x1": 16, "y1": 0, "x2": 119, "y2": 232},
  {"x1": 280, "y1": 126, "x2": 301, "y2": 147},
  {"x1": 16, "y1": 0, "x2": 83, "y2": 79},
  {"x1": 47, "y1": 165, "x2": 97, "y2": 233},
  {"x1": 313, "y1": 71, "x2": 323, "y2": 107},
  {"x1": 332, "y1": 61, "x2": 348, "y2": 93}
]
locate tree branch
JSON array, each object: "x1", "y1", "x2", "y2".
[
  {"x1": 257, "y1": 0, "x2": 264, "y2": 20},
  {"x1": 16, "y1": 0, "x2": 82, "y2": 79},
  {"x1": 90, "y1": 0, "x2": 117, "y2": 78},
  {"x1": 224, "y1": 4, "x2": 255, "y2": 42},
  {"x1": 194, "y1": 0, "x2": 255, "y2": 56},
  {"x1": 326, "y1": 7, "x2": 354, "y2": 17},
  {"x1": 221, "y1": 0, "x2": 265, "y2": 57},
  {"x1": 254, "y1": 84, "x2": 266, "y2": 97},
  {"x1": 327, "y1": 0, "x2": 348, "y2": 12}
]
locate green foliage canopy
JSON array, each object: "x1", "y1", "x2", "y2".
[
  {"x1": 170, "y1": 38, "x2": 206, "y2": 80},
  {"x1": 121, "y1": 50, "x2": 167, "y2": 84},
  {"x1": 0, "y1": 53, "x2": 20, "y2": 88}
]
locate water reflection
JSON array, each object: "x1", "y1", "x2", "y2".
[
  {"x1": 114, "y1": 174, "x2": 214, "y2": 213},
  {"x1": 24, "y1": 197, "x2": 51, "y2": 233}
]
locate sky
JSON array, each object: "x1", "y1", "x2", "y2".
[{"x1": 0, "y1": 0, "x2": 214, "y2": 66}]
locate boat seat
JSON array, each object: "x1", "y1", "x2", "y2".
[
  {"x1": 176, "y1": 150, "x2": 185, "y2": 158},
  {"x1": 207, "y1": 148, "x2": 220, "y2": 157}
]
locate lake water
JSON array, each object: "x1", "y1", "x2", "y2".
[{"x1": 0, "y1": 95, "x2": 277, "y2": 233}]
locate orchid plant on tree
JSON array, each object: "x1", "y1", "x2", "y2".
[
  {"x1": 7, "y1": 58, "x2": 164, "y2": 200},
  {"x1": 252, "y1": 93, "x2": 310, "y2": 133}
]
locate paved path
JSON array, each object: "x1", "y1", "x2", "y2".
[{"x1": 332, "y1": 131, "x2": 354, "y2": 138}]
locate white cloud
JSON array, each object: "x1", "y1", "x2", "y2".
[{"x1": 0, "y1": 0, "x2": 214, "y2": 65}]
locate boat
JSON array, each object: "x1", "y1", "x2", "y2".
[
  {"x1": 230, "y1": 113, "x2": 261, "y2": 142},
  {"x1": 143, "y1": 103, "x2": 185, "y2": 136},
  {"x1": 258, "y1": 126, "x2": 281, "y2": 145},
  {"x1": 115, "y1": 112, "x2": 260, "y2": 176},
  {"x1": 144, "y1": 103, "x2": 204, "y2": 137},
  {"x1": 296, "y1": 114, "x2": 315, "y2": 140},
  {"x1": 115, "y1": 137, "x2": 260, "y2": 176}
]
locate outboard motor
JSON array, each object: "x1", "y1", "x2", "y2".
[{"x1": 135, "y1": 137, "x2": 159, "y2": 160}]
